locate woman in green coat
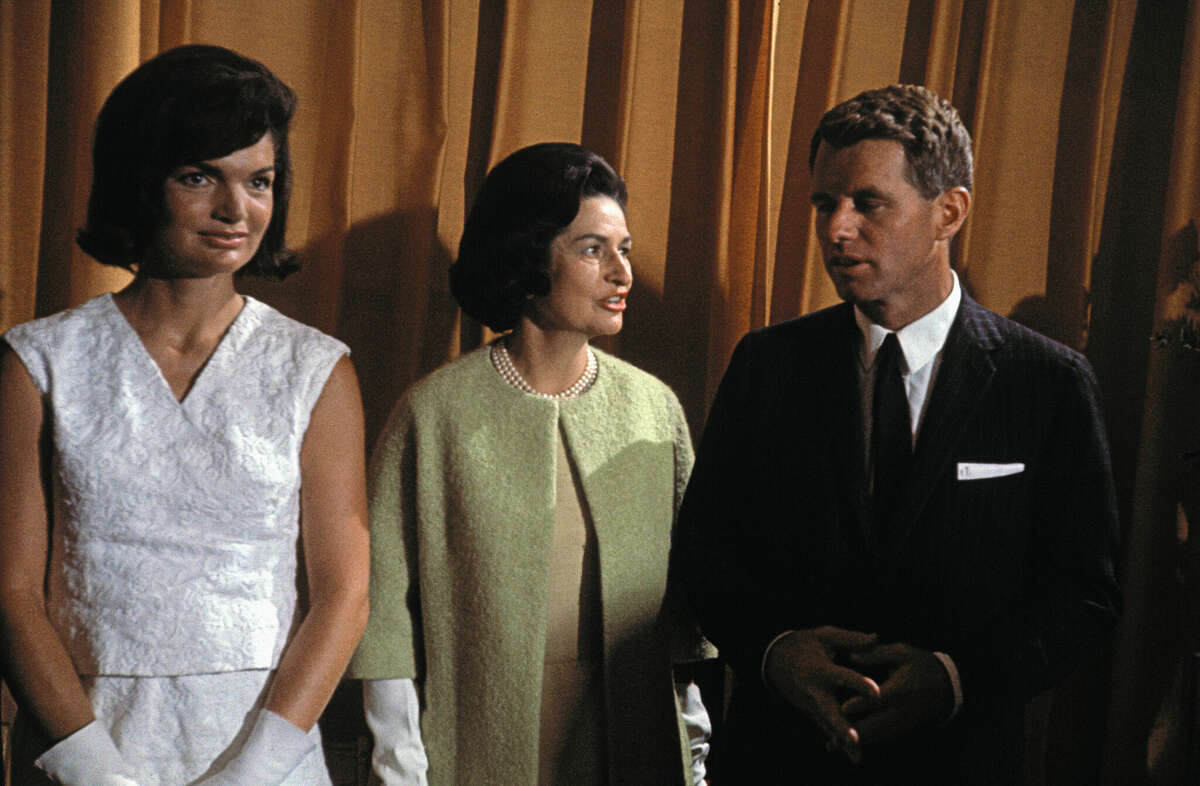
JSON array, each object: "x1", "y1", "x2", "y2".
[{"x1": 349, "y1": 143, "x2": 712, "y2": 785}]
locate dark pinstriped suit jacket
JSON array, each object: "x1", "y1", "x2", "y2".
[{"x1": 674, "y1": 294, "x2": 1120, "y2": 785}]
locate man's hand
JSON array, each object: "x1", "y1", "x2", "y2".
[
  {"x1": 840, "y1": 642, "x2": 953, "y2": 745},
  {"x1": 763, "y1": 626, "x2": 880, "y2": 760}
]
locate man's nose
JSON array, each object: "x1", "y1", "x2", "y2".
[{"x1": 825, "y1": 203, "x2": 858, "y2": 244}]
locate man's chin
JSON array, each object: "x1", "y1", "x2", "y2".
[{"x1": 830, "y1": 281, "x2": 874, "y2": 308}]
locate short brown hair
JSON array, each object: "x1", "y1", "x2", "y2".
[{"x1": 809, "y1": 84, "x2": 972, "y2": 199}]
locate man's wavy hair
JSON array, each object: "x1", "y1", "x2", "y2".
[
  {"x1": 809, "y1": 84, "x2": 973, "y2": 199},
  {"x1": 450, "y1": 142, "x2": 627, "y2": 332},
  {"x1": 76, "y1": 44, "x2": 299, "y2": 279}
]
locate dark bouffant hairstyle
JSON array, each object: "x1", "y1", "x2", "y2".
[
  {"x1": 450, "y1": 142, "x2": 627, "y2": 332},
  {"x1": 809, "y1": 84, "x2": 973, "y2": 199},
  {"x1": 76, "y1": 44, "x2": 299, "y2": 279}
]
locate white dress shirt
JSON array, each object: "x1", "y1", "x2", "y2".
[{"x1": 855, "y1": 271, "x2": 962, "y2": 459}]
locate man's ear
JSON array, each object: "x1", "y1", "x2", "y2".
[{"x1": 934, "y1": 186, "x2": 971, "y2": 241}]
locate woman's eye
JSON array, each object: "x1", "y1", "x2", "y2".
[
  {"x1": 250, "y1": 175, "x2": 274, "y2": 191},
  {"x1": 583, "y1": 245, "x2": 602, "y2": 257},
  {"x1": 177, "y1": 171, "x2": 208, "y2": 186}
]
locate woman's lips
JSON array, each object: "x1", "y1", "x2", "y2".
[
  {"x1": 200, "y1": 232, "x2": 248, "y2": 248},
  {"x1": 599, "y1": 295, "x2": 627, "y2": 312}
]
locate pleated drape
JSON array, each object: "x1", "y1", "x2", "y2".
[
  {"x1": 3, "y1": 2, "x2": 1199, "y2": 783},
  {"x1": 1098, "y1": 1, "x2": 1200, "y2": 783}
]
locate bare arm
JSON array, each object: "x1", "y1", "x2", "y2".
[
  {"x1": 261, "y1": 355, "x2": 370, "y2": 730},
  {"x1": 0, "y1": 344, "x2": 94, "y2": 740}
]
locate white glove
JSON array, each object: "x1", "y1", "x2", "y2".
[
  {"x1": 364, "y1": 678, "x2": 429, "y2": 785},
  {"x1": 34, "y1": 719, "x2": 142, "y2": 785},
  {"x1": 675, "y1": 681, "x2": 712, "y2": 786},
  {"x1": 192, "y1": 709, "x2": 315, "y2": 785}
]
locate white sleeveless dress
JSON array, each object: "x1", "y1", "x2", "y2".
[{"x1": 4, "y1": 293, "x2": 346, "y2": 785}]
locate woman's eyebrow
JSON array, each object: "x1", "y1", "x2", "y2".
[{"x1": 571, "y1": 232, "x2": 631, "y2": 244}]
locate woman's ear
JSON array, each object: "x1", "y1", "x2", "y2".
[{"x1": 934, "y1": 186, "x2": 971, "y2": 241}]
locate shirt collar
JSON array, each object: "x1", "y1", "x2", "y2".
[{"x1": 855, "y1": 270, "x2": 962, "y2": 373}]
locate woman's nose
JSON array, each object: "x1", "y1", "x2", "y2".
[
  {"x1": 212, "y1": 185, "x2": 248, "y2": 223},
  {"x1": 606, "y1": 249, "x2": 632, "y2": 286}
]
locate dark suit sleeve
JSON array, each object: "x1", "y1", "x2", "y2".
[
  {"x1": 673, "y1": 333, "x2": 786, "y2": 680},
  {"x1": 952, "y1": 353, "x2": 1120, "y2": 703}
]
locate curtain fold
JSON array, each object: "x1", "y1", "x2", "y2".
[
  {"x1": 0, "y1": 0, "x2": 51, "y2": 331},
  {"x1": 2, "y1": 2, "x2": 1197, "y2": 782},
  {"x1": 771, "y1": 0, "x2": 847, "y2": 324},
  {"x1": 1101, "y1": 1, "x2": 1200, "y2": 783},
  {"x1": 705, "y1": 0, "x2": 779, "y2": 395}
]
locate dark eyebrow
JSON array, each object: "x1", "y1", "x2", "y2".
[
  {"x1": 179, "y1": 162, "x2": 275, "y2": 178},
  {"x1": 183, "y1": 162, "x2": 221, "y2": 175},
  {"x1": 810, "y1": 188, "x2": 889, "y2": 205},
  {"x1": 571, "y1": 232, "x2": 632, "y2": 245}
]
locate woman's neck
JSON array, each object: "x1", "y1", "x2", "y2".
[
  {"x1": 112, "y1": 273, "x2": 242, "y2": 349},
  {"x1": 505, "y1": 321, "x2": 591, "y2": 395}
]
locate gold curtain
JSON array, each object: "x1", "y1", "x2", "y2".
[{"x1": 2, "y1": 1, "x2": 1198, "y2": 782}]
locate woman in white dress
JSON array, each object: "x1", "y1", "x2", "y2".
[{"x1": 0, "y1": 45, "x2": 369, "y2": 785}]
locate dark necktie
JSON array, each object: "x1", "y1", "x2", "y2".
[{"x1": 871, "y1": 332, "x2": 911, "y2": 539}]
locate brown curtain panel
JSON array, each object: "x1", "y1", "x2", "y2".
[{"x1": 2, "y1": 1, "x2": 1198, "y2": 783}]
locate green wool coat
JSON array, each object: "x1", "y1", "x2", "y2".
[{"x1": 349, "y1": 345, "x2": 711, "y2": 785}]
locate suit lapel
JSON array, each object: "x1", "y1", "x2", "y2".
[
  {"x1": 892, "y1": 295, "x2": 1001, "y2": 546},
  {"x1": 819, "y1": 306, "x2": 873, "y2": 548}
]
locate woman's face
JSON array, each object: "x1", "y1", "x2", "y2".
[
  {"x1": 528, "y1": 195, "x2": 633, "y2": 339},
  {"x1": 154, "y1": 133, "x2": 276, "y2": 277}
]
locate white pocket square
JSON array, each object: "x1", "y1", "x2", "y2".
[{"x1": 957, "y1": 462, "x2": 1025, "y2": 481}]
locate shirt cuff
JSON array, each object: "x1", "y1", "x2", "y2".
[
  {"x1": 761, "y1": 630, "x2": 797, "y2": 687},
  {"x1": 932, "y1": 651, "x2": 964, "y2": 720}
]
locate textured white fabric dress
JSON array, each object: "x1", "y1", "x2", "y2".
[{"x1": 4, "y1": 293, "x2": 347, "y2": 785}]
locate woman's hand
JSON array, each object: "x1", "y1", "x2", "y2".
[
  {"x1": 34, "y1": 719, "x2": 141, "y2": 785},
  {"x1": 364, "y1": 678, "x2": 430, "y2": 785},
  {"x1": 675, "y1": 681, "x2": 712, "y2": 786},
  {"x1": 191, "y1": 710, "x2": 314, "y2": 785}
]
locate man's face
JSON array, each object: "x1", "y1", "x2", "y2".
[{"x1": 810, "y1": 138, "x2": 953, "y2": 329}]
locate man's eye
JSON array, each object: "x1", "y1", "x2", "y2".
[
  {"x1": 250, "y1": 176, "x2": 274, "y2": 191},
  {"x1": 177, "y1": 172, "x2": 208, "y2": 186}
]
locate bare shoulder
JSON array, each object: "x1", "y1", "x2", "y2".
[
  {"x1": 305, "y1": 355, "x2": 364, "y2": 443},
  {"x1": 0, "y1": 342, "x2": 41, "y2": 419}
]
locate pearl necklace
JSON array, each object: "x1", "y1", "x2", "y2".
[{"x1": 490, "y1": 340, "x2": 598, "y2": 399}]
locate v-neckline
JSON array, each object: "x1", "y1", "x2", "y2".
[{"x1": 103, "y1": 292, "x2": 252, "y2": 407}]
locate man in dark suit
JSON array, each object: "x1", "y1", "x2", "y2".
[{"x1": 674, "y1": 85, "x2": 1120, "y2": 784}]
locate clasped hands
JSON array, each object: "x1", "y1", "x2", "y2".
[{"x1": 763, "y1": 626, "x2": 952, "y2": 763}]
